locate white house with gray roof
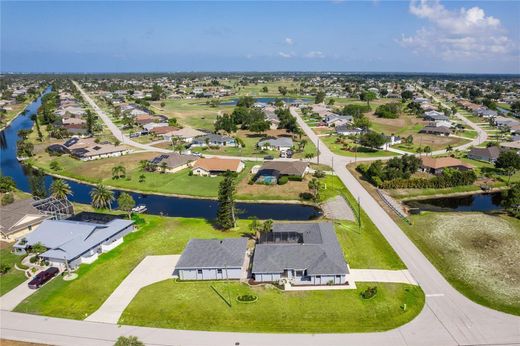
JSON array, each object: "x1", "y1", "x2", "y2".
[
  {"x1": 252, "y1": 222, "x2": 350, "y2": 286},
  {"x1": 174, "y1": 238, "x2": 248, "y2": 280},
  {"x1": 257, "y1": 137, "x2": 293, "y2": 151},
  {"x1": 14, "y1": 218, "x2": 134, "y2": 269}
]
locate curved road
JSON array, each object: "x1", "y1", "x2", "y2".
[{"x1": 2, "y1": 93, "x2": 518, "y2": 346}]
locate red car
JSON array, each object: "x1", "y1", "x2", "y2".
[{"x1": 28, "y1": 267, "x2": 59, "y2": 289}]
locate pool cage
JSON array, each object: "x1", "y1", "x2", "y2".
[{"x1": 32, "y1": 197, "x2": 74, "y2": 220}]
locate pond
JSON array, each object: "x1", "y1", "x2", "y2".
[
  {"x1": 0, "y1": 88, "x2": 321, "y2": 221},
  {"x1": 405, "y1": 192, "x2": 504, "y2": 212},
  {"x1": 219, "y1": 97, "x2": 311, "y2": 106}
]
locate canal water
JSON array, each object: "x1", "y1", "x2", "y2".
[
  {"x1": 219, "y1": 97, "x2": 310, "y2": 106},
  {"x1": 0, "y1": 89, "x2": 321, "y2": 220},
  {"x1": 405, "y1": 192, "x2": 504, "y2": 212}
]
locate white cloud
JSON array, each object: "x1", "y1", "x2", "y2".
[
  {"x1": 398, "y1": 0, "x2": 517, "y2": 61},
  {"x1": 278, "y1": 51, "x2": 294, "y2": 58},
  {"x1": 305, "y1": 51, "x2": 326, "y2": 59},
  {"x1": 285, "y1": 37, "x2": 294, "y2": 45}
]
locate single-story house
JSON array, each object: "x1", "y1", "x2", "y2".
[
  {"x1": 413, "y1": 97, "x2": 430, "y2": 104},
  {"x1": 14, "y1": 218, "x2": 135, "y2": 269},
  {"x1": 192, "y1": 157, "x2": 244, "y2": 176},
  {"x1": 257, "y1": 137, "x2": 293, "y2": 151},
  {"x1": 191, "y1": 134, "x2": 237, "y2": 147},
  {"x1": 423, "y1": 111, "x2": 449, "y2": 122},
  {"x1": 429, "y1": 120, "x2": 452, "y2": 128},
  {"x1": 499, "y1": 141, "x2": 520, "y2": 154},
  {"x1": 134, "y1": 114, "x2": 157, "y2": 126},
  {"x1": 49, "y1": 137, "x2": 130, "y2": 161},
  {"x1": 252, "y1": 222, "x2": 350, "y2": 286},
  {"x1": 493, "y1": 116, "x2": 520, "y2": 128},
  {"x1": 174, "y1": 238, "x2": 248, "y2": 280},
  {"x1": 149, "y1": 126, "x2": 179, "y2": 137},
  {"x1": 63, "y1": 124, "x2": 89, "y2": 137},
  {"x1": 467, "y1": 146, "x2": 501, "y2": 163},
  {"x1": 419, "y1": 126, "x2": 452, "y2": 136},
  {"x1": 61, "y1": 117, "x2": 86, "y2": 126},
  {"x1": 255, "y1": 161, "x2": 309, "y2": 184},
  {"x1": 323, "y1": 114, "x2": 352, "y2": 127},
  {"x1": 475, "y1": 108, "x2": 498, "y2": 118},
  {"x1": 263, "y1": 106, "x2": 280, "y2": 129},
  {"x1": 420, "y1": 156, "x2": 473, "y2": 175},
  {"x1": 379, "y1": 135, "x2": 402, "y2": 150},
  {"x1": 335, "y1": 125, "x2": 363, "y2": 136},
  {"x1": 142, "y1": 122, "x2": 169, "y2": 132},
  {"x1": 0, "y1": 199, "x2": 49, "y2": 241},
  {"x1": 168, "y1": 127, "x2": 206, "y2": 143},
  {"x1": 150, "y1": 153, "x2": 199, "y2": 173}
]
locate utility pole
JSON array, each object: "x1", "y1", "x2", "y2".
[
  {"x1": 357, "y1": 196, "x2": 362, "y2": 232},
  {"x1": 317, "y1": 139, "x2": 320, "y2": 166},
  {"x1": 331, "y1": 155, "x2": 334, "y2": 191}
]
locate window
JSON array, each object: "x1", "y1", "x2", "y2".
[
  {"x1": 316, "y1": 275, "x2": 321, "y2": 279},
  {"x1": 197, "y1": 269, "x2": 203, "y2": 274},
  {"x1": 217, "y1": 269, "x2": 223, "y2": 274}
]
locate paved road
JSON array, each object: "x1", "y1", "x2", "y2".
[
  {"x1": 0, "y1": 278, "x2": 33, "y2": 311},
  {"x1": 86, "y1": 255, "x2": 180, "y2": 324}
]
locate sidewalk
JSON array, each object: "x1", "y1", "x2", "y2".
[
  {"x1": 349, "y1": 269, "x2": 418, "y2": 285},
  {"x1": 0, "y1": 278, "x2": 35, "y2": 311}
]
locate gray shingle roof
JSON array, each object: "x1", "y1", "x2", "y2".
[
  {"x1": 176, "y1": 238, "x2": 248, "y2": 269},
  {"x1": 15, "y1": 218, "x2": 134, "y2": 261},
  {"x1": 257, "y1": 137, "x2": 293, "y2": 148},
  {"x1": 252, "y1": 222, "x2": 348, "y2": 276},
  {"x1": 0, "y1": 199, "x2": 48, "y2": 235}
]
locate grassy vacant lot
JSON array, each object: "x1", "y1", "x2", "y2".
[
  {"x1": 120, "y1": 280, "x2": 424, "y2": 333},
  {"x1": 27, "y1": 151, "x2": 253, "y2": 198},
  {"x1": 14, "y1": 216, "x2": 253, "y2": 319},
  {"x1": 0, "y1": 246, "x2": 27, "y2": 296},
  {"x1": 236, "y1": 174, "x2": 311, "y2": 201},
  {"x1": 320, "y1": 175, "x2": 405, "y2": 270},
  {"x1": 321, "y1": 135, "x2": 397, "y2": 158},
  {"x1": 402, "y1": 212, "x2": 520, "y2": 316}
]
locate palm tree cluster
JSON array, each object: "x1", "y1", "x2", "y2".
[
  {"x1": 112, "y1": 165, "x2": 126, "y2": 179},
  {"x1": 90, "y1": 183, "x2": 114, "y2": 209}
]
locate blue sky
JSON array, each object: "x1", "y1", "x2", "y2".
[{"x1": 1, "y1": 1, "x2": 519, "y2": 73}]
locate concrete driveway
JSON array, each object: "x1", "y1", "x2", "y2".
[{"x1": 86, "y1": 255, "x2": 179, "y2": 324}]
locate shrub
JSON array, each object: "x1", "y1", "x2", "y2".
[
  {"x1": 50, "y1": 160, "x2": 61, "y2": 171},
  {"x1": 1, "y1": 193, "x2": 14, "y2": 206},
  {"x1": 314, "y1": 170, "x2": 326, "y2": 178},
  {"x1": 299, "y1": 192, "x2": 314, "y2": 200},
  {"x1": 188, "y1": 170, "x2": 193, "y2": 176},
  {"x1": 287, "y1": 175, "x2": 303, "y2": 182},
  {"x1": 375, "y1": 103, "x2": 401, "y2": 119},
  {"x1": 115, "y1": 336, "x2": 145, "y2": 346},
  {"x1": 0, "y1": 263, "x2": 11, "y2": 275},
  {"x1": 360, "y1": 286, "x2": 378, "y2": 299},
  {"x1": 29, "y1": 256, "x2": 39, "y2": 264},
  {"x1": 236, "y1": 294, "x2": 258, "y2": 303},
  {"x1": 278, "y1": 176, "x2": 289, "y2": 185}
]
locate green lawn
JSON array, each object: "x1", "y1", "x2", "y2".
[
  {"x1": 320, "y1": 175, "x2": 405, "y2": 270},
  {"x1": 0, "y1": 247, "x2": 27, "y2": 296},
  {"x1": 14, "y1": 216, "x2": 253, "y2": 319},
  {"x1": 321, "y1": 135, "x2": 397, "y2": 158},
  {"x1": 400, "y1": 212, "x2": 520, "y2": 316},
  {"x1": 120, "y1": 280, "x2": 424, "y2": 333}
]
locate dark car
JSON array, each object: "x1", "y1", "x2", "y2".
[
  {"x1": 28, "y1": 267, "x2": 59, "y2": 289},
  {"x1": 264, "y1": 155, "x2": 274, "y2": 160}
]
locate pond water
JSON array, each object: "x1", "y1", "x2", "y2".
[
  {"x1": 0, "y1": 89, "x2": 321, "y2": 220},
  {"x1": 219, "y1": 97, "x2": 311, "y2": 106},
  {"x1": 405, "y1": 192, "x2": 504, "y2": 212}
]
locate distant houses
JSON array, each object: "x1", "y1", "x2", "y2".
[
  {"x1": 467, "y1": 146, "x2": 502, "y2": 163},
  {"x1": 419, "y1": 126, "x2": 452, "y2": 136},
  {"x1": 150, "y1": 153, "x2": 199, "y2": 173},
  {"x1": 257, "y1": 137, "x2": 293, "y2": 151},
  {"x1": 191, "y1": 134, "x2": 237, "y2": 148}
]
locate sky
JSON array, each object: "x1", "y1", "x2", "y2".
[{"x1": 1, "y1": 1, "x2": 519, "y2": 74}]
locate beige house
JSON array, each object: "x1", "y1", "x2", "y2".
[
  {"x1": 192, "y1": 157, "x2": 244, "y2": 176},
  {"x1": 150, "y1": 153, "x2": 199, "y2": 173},
  {"x1": 0, "y1": 199, "x2": 49, "y2": 241}
]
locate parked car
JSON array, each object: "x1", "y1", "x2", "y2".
[
  {"x1": 264, "y1": 155, "x2": 274, "y2": 160},
  {"x1": 28, "y1": 267, "x2": 59, "y2": 289}
]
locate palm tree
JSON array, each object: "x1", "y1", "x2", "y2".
[
  {"x1": 112, "y1": 165, "x2": 126, "y2": 179},
  {"x1": 90, "y1": 183, "x2": 114, "y2": 210},
  {"x1": 50, "y1": 179, "x2": 72, "y2": 200},
  {"x1": 139, "y1": 160, "x2": 151, "y2": 172},
  {"x1": 160, "y1": 162, "x2": 168, "y2": 173}
]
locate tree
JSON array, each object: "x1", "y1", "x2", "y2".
[
  {"x1": 315, "y1": 91, "x2": 326, "y2": 104},
  {"x1": 261, "y1": 219, "x2": 273, "y2": 234},
  {"x1": 353, "y1": 115, "x2": 371, "y2": 130},
  {"x1": 401, "y1": 90, "x2": 413, "y2": 100},
  {"x1": 278, "y1": 86, "x2": 288, "y2": 96},
  {"x1": 138, "y1": 174, "x2": 146, "y2": 183},
  {"x1": 249, "y1": 120, "x2": 270, "y2": 135},
  {"x1": 236, "y1": 96, "x2": 255, "y2": 108},
  {"x1": 112, "y1": 165, "x2": 126, "y2": 179},
  {"x1": 118, "y1": 192, "x2": 136, "y2": 219},
  {"x1": 423, "y1": 146, "x2": 432, "y2": 155},
  {"x1": 216, "y1": 173, "x2": 237, "y2": 230},
  {"x1": 0, "y1": 176, "x2": 16, "y2": 193},
  {"x1": 160, "y1": 161, "x2": 168, "y2": 173},
  {"x1": 50, "y1": 160, "x2": 61, "y2": 171},
  {"x1": 114, "y1": 336, "x2": 145, "y2": 346},
  {"x1": 85, "y1": 109, "x2": 97, "y2": 135},
  {"x1": 50, "y1": 179, "x2": 72, "y2": 200},
  {"x1": 511, "y1": 100, "x2": 520, "y2": 114},
  {"x1": 308, "y1": 178, "x2": 322, "y2": 202},
  {"x1": 261, "y1": 86, "x2": 269, "y2": 93},
  {"x1": 501, "y1": 183, "x2": 520, "y2": 216},
  {"x1": 495, "y1": 150, "x2": 520, "y2": 184},
  {"x1": 360, "y1": 91, "x2": 377, "y2": 108},
  {"x1": 1, "y1": 193, "x2": 14, "y2": 206},
  {"x1": 31, "y1": 242, "x2": 47, "y2": 254},
  {"x1": 359, "y1": 132, "x2": 386, "y2": 149},
  {"x1": 90, "y1": 183, "x2": 115, "y2": 209}
]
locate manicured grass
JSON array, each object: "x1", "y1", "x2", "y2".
[
  {"x1": 120, "y1": 280, "x2": 424, "y2": 333},
  {"x1": 320, "y1": 175, "x2": 405, "y2": 270},
  {"x1": 0, "y1": 247, "x2": 27, "y2": 296},
  {"x1": 400, "y1": 212, "x2": 520, "y2": 316},
  {"x1": 14, "y1": 216, "x2": 253, "y2": 319},
  {"x1": 27, "y1": 151, "x2": 254, "y2": 198},
  {"x1": 321, "y1": 135, "x2": 397, "y2": 158}
]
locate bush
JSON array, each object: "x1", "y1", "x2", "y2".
[
  {"x1": 278, "y1": 176, "x2": 289, "y2": 185},
  {"x1": 314, "y1": 170, "x2": 326, "y2": 178},
  {"x1": 287, "y1": 175, "x2": 303, "y2": 182},
  {"x1": 360, "y1": 286, "x2": 378, "y2": 299},
  {"x1": 0, "y1": 263, "x2": 11, "y2": 275},
  {"x1": 1, "y1": 193, "x2": 14, "y2": 206},
  {"x1": 188, "y1": 170, "x2": 193, "y2": 176},
  {"x1": 50, "y1": 160, "x2": 61, "y2": 171},
  {"x1": 375, "y1": 103, "x2": 401, "y2": 119},
  {"x1": 299, "y1": 192, "x2": 314, "y2": 200},
  {"x1": 29, "y1": 256, "x2": 39, "y2": 264},
  {"x1": 236, "y1": 294, "x2": 258, "y2": 303},
  {"x1": 115, "y1": 336, "x2": 145, "y2": 346}
]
